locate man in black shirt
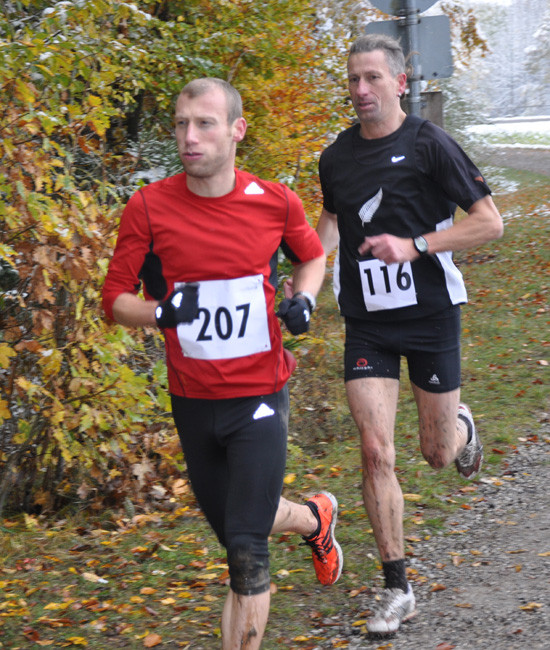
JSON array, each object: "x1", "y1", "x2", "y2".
[{"x1": 316, "y1": 34, "x2": 503, "y2": 636}]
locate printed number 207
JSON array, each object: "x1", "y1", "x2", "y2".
[{"x1": 196, "y1": 304, "x2": 250, "y2": 341}]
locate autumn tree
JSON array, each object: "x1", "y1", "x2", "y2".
[{"x1": 0, "y1": 0, "x2": 348, "y2": 516}]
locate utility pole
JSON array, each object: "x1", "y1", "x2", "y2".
[{"x1": 404, "y1": 0, "x2": 421, "y2": 116}]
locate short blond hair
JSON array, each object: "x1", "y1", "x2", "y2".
[{"x1": 179, "y1": 78, "x2": 243, "y2": 124}]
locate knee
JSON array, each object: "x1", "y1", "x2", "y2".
[
  {"x1": 226, "y1": 536, "x2": 270, "y2": 596},
  {"x1": 360, "y1": 436, "x2": 395, "y2": 476}
]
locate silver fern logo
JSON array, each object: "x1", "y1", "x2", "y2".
[{"x1": 359, "y1": 188, "x2": 383, "y2": 225}]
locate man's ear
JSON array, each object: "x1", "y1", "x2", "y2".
[
  {"x1": 397, "y1": 72, "x2": 407, "y2": 97},
  {"x1": 233, "y1": 117, "x2": 247, "y2": 143}
]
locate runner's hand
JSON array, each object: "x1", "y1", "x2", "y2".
[
  {"x1": 276, "y1": 296, "x2": 310, "y2": 335},
  {"x1": 155, "y1": 284, "x2": 199, "y2": 328}
]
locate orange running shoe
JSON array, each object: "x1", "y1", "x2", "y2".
[{"x1": 302, "y1": 491, "x2": 343, "y2": 585}]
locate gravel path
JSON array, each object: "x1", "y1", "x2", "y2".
[
  {"x1": 481, "y1": 146, "x2": 550, "y2": 177},
  {"x1": 316, "y1": 433, "x2": 550, "y2": 649}
]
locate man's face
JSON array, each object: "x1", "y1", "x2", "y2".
[
  {"x1": 347, "y1": 50, "x2": 405, "y2": 125},
  {"x1": 175, "y1": 87, "x2": 246, "y2": 180}
]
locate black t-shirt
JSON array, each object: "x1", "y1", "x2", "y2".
[{"x1": 319, "y1": 115, "x2": 492, "y2": 321}]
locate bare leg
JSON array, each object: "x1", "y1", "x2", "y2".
[
  {"x1": 271, "y1": 495, "x2": 318, "y2": 537},
  {"x1": 221, "y1": 589, "x2": 270, "y2": 650},
  {"x1": 411, "y1": 384, "x2": 468, "y2": 468},
  {"x1": 346, "y1": 377, "x2": 403, "y2": 561}
]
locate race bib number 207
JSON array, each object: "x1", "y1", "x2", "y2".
[
  {"x1": 176, "y1": 274, "x2": 271, "y2": 360},
  {"x1": 358, "y1": 259, "x2": 418, "y2": 312}
]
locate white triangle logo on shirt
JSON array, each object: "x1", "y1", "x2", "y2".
[{"x1": 244, "y1": 181, "x2": 264, "y2": 195}]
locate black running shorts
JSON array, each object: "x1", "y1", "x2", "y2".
[
  {"x1": 171, "y1": 386, "x2": 289, "y2": 552},
  {"x1": 344, "y1": 306, "x2": 461, "y2": 393}
]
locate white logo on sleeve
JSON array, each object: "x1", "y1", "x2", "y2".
[{"x1": 391, "y1": 155, "x2": 405, "y2": 163}]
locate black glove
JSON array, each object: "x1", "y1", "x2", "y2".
[
  {"x1": 276, "y1": 296, "x2": 311, "y2": 335},
  {"x1": 155, "y1": 284, "x2": 199, "y2": 328}
]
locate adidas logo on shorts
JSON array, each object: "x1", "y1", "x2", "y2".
[{"x1": 429, "y1": 374, "x2": 441, "y2": 385}]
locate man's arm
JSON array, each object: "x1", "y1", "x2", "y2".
[
  {"x1": 316, "y1": 207, "x2": 340, "y2": 256},
  {"x1": 112, "y1": 292, "x2": 158, "y2": 328},
  {"x1": 291, "y1": 253, "x2": 326, "y2": 300},
  {"x1": 358, "y1": 195, "x2": 503, "y2": 264}
]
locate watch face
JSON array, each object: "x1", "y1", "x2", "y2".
[{"x1": 415, "y1": 237, "x2": 428, "y2": 254}]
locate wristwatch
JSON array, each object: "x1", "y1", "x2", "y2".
[
  {"x1": 293, "y1": 290, "x2": 316, "y2": 313},
  {"x1": 413, "y1": 235, "x2": 429, "y2": 256}
]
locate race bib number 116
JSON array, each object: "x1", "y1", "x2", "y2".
[{"x1": 358, "y1": 259, "x2": 418, "y2": 312}]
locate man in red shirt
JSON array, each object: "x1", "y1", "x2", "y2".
[{"x1": 103, "y1": 78, "x2": 342, "y2": 649}]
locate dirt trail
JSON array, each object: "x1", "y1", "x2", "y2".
[{"x1": 314, "y1": 435, "x2": 550, "y2": 649}]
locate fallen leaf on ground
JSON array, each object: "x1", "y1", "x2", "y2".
[{"x1": 520, "y1": 602, "x2": 543, "y2": 611}]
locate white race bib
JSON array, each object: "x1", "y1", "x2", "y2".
[
  {"x1": 358, "y1": 259, "x2": 418, "y2": 312},
  {"x1": 175, "y1": 275, "x2": 271, "y2": 360}
]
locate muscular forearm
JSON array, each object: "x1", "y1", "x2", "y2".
[
  {"x1": 422, "y1": 195, "x2": 503, "y2": 254},
  {"x1": 112, "y1": 292, "x2": 158, "y2": 328},
  {"x1": 359, "y1": 195, "x2": 503, "y2": 263},
  {"x1": 316, "y1": 208, "x2": 340, "y2": 256},
  {"x1": 292, "y1": 254, "x2": 326, "y2": 298}
]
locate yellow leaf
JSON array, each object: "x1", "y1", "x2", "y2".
[
  {"x1": 16, "y1": 376, "x2": 34, "y2": 391},
  {"x1": 44, "y1": 602, "x2": 71, "y2": 610},
  {"x1": 520, "y1": 602, "x2": 543, "y2": 611},
  {"x1": 81, "y1": 572, "x2": 108, "y2": 584},
  {"x1": 23, "y1": 513, "x2": 40, "y2": 530},
  {"x1": 403, "y1": 493, "x2": 423, "y2": 502},
  {"x1": 0, "y1": 399, "x2": 11, "y2": 421},
  {"x1": 0, "y1": 344, "x2": 15, "y2": 369},
  {"x1": 66, "y1": 637, "x2": 88, "y2": 646},
  {"x1": 538, "y1": 551, "x2": 550, "y2": 557},
  {"x1": 283, "y1": 473, "x2": 296, "y2": 484}
]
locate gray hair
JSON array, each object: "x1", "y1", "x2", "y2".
[
  {"x1": 348, "y1": 34, "x2": 406, "y2": 77},
  {"x1": 178, "y1": 78, "x2": 243, "y2": 124}
]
